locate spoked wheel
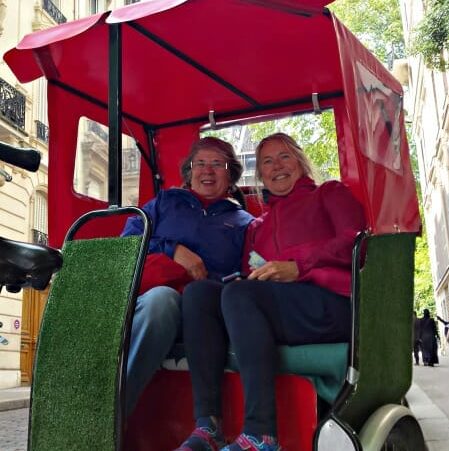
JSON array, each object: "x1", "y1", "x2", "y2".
[{"x1": 381, "y1": 416, "x2": 426, "y2": 451}]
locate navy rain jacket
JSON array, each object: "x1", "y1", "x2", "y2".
[{"x1": 122, "y1": 188, "x2": 254, "y2": 280}]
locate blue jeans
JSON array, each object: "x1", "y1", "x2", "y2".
[{"x1": 126, "y1": 286, "x2": 181, "y2": 416}]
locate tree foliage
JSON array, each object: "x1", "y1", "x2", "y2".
[
  {"x1": 408, "y1": 139, "x2": 435, "y2": 314},
  {"x1": 410, "y1": 0, "x2": 449, "y2": 71},
  {"x1": 247, "y1": 112, "x2": 340, "y2": 181},
  {"x1": 329, "y1": 0, "x2": 405, "y2": 64}
]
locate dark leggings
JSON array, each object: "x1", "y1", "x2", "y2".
[{"x1": 182, "y1": 279, "x2": 351, "y2": 436}]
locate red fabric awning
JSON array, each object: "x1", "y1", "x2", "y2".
[{"x1": 3, "y1": 0, "x2": 420, "y2": 241}]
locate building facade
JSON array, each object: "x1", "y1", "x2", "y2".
[
  {"x1": 0, "y1": 0, "x2": 139, "y2": 389},
  {"x1": 397, "y1": 1, "x2": 449, "y2": 342}
]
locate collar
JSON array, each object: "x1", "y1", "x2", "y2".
[{"x1": 265, "y1": 176, "x2": 317, "y2": 205}]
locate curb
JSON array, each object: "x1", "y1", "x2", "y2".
[
  {"x1": 0, "y1": 398, "x2": 29, "y2": 412},
  {"x1": 0, "y1": 387, "x2": 30, "y2": 412}
]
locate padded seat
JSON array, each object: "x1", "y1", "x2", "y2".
[{"x1": 163, "y1": 342, "x2": 348, "y2": 404}]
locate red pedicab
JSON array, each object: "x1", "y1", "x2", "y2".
[{"x1": 3, "y1": 1, "x2": 424, "y2": 450}]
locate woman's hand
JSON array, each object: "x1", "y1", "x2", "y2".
[
  {"x1": 174, "y1": 244, "x2": 208, "y2": 280},
  {"x1": 248, "y1": 261, "x2": 299, "y2": 282}
]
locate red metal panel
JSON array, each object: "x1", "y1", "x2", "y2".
[{"x1": 125, "y1": 370, "x2": 317, "y2": 451}]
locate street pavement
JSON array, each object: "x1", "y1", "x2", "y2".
[
  {"x1": 1, "y1": 355, "x2": 449, "y2": 450},
  {"x1": 407, "y1": 353, "x2": 449, "y2": 451}
]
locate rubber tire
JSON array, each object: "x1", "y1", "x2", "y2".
[{"x1": 381, "y1": 416, "x2": 426, "y2": 451}]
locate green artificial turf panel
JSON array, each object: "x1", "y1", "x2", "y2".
[
  {"x1": 339, "y1": 233, "x2": 415, "y2": 431},
  {"x1": 29, "y1": 236, "x2": 141, "y2": 451}
]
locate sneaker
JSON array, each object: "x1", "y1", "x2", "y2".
[
  {"x1": 174, "y1": 426, "x2": 226, "y2": 451},
  {"x1": 221, "y1": 433, "x2": 280, "y2": 451}
]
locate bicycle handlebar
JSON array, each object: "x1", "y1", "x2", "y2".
[{"x1": 0, "y1": 141, "x2": 41, "y2": 172}]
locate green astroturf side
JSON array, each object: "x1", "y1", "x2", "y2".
[
  {"x1": 339, "y1": 233, "x2": 416, "y2": 431},
  {"x1": 29, "y1": 236, "x2": 141, "y2": 451}
]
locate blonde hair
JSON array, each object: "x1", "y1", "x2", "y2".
[{"x1": 254, "y1": 132, "x2": 314, "y2": 182}]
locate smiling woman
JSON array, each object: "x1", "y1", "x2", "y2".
[
  {"x1": 257, "y1": 136, "x2": 306, "y2": 196},
  {"x1": 120, "y1": 136, "x2": 253, "y2": 417},
  {"x1": 180, "y1": 136, "x2": 244, "y2": 197},
  {"x1": 176, "y1": 132, "x2": 367, "y2": 450},
  {"x1": 190, "y1": 149, "x2": 231, "y2": 200}
]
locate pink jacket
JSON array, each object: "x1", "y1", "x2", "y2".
[{"x1": 242, "y1": 177, "x2": 366, "y2": 297}]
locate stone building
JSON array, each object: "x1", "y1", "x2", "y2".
[
  {"x1": 0, "y1": 0, "x2": 140, "y2": 389},
  {"x1": 397, "y1": 1, "x2": 449, "y2": 342}
]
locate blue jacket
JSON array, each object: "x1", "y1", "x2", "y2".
[{"x1": 122, "y1": 189, "x2": 254, "y2": 280}]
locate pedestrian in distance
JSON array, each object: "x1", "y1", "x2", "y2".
[
  {"x1": 413, "y1": 311, "x2": 422, "y2": 365},
  {"x1": 419, "y1": 309, "x2": 439, "y2": 367}
]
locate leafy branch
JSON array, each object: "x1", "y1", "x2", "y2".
[{"x1": 411, "y1": 0, "x2": 449, "y2": 70}]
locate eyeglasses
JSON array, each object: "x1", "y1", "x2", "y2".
[{"x1": 190, "y1": 160, "x2": 228, "y2": 170}]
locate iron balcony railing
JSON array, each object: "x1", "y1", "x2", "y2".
[
  {"x1": 35, "y1": 120, "x2": 49, "y2": 143},
  {"x1": 88, "y1": 120, "x2": 108, "y2": 142},
  {"x1": 42, "y1": 0, "x2": 67, "y2": 24},
  {"x1": 0, "y1": 78, "x2": 26, "y2": 130},
  {"x1": 32, "y1": 229, "x2": 49, "y2": 246}
]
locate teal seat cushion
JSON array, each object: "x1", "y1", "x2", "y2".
[{"x1": 165, "y1": 342, "x2": 348, "y2": 404}]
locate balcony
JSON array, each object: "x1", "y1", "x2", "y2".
[
  {"x1": 88, "y1": 120, "x2": 108, "y2": 142},
  {"x1": 32, "y1": 229, "x2": 48, "y2": 246},
  {"x1": 35, "y1": 120, "x2": 49, "y2": 143},
  {"x1": 42, "y1": 0, "x2": 66, "y2": 24},
  {"x1": 0, "y1": 78, "x2": 26, "y2": 130}
]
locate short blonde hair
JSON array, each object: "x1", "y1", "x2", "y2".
[{"x1": 255, "y1": 132, "x2": 313, "y2": 181}]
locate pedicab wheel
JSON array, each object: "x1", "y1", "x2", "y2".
[{"x1": 381, "y1": 416, "x2": 426, "y2": 451}]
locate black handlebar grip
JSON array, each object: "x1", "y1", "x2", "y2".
[{"x1": 0, "y1": 141, "x2": 41, "y2": 172}]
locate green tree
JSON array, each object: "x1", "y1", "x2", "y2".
[
  {"x1": 329, "y1": 0, "x2": 405, "y2": 63},
  {"x1": 410, "y1": 0, "x2": 449, "y2": 71}
]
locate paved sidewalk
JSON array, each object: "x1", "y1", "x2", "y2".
[{"x1": 407, "y1": 354, "x2": 449, "y2": 451}]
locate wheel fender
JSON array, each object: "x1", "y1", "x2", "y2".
[{"x1": 358, "y1": 404, "x2": 416, "y2": 451}]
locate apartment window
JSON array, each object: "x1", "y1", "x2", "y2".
[
  {"x1": 32, "y1": 191, "x2": 48, "y2": 245},
  {"x1": 74, "y1": 117, "x2": 140, "y2": 206},
  {"x1": 35, "y1": 79, "x2": 49, "y2": 143},
  {"x1": 90, "y1": 0, "x2": 99, "y2": 14}
]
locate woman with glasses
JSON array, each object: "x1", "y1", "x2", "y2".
[
  {"x1": 122, "y1": 137, "x2": 253, "y2": 417},
  {"x1": 177, "y1": 133, "x2": 365, "y2": 451}
]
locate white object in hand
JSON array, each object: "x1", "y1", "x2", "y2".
[{"x1": 249, "y1": 251, "x2": 266, "y2": 269}]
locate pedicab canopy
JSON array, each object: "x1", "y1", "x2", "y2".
[{"x1": 4, "y1": 0, "x2": 420, "y2": 247}]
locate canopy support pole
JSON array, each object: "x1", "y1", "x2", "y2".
[
  {"x1": 146, "y1": 127, "x2": 163, "y2": 195},
  {"x1": 108, "y1": 23, "x2": 123, "y2": 207}
]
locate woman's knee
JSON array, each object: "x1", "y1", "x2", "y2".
[
  {"x1": 182, "y1": 280, "x2": 222, "y2": 314},
  {"x1": 221, "y1": 280, "x2": 260, "y2": 317},
  {"x1": 136, "y1": 286, "x2": 181, "y2": 323}
]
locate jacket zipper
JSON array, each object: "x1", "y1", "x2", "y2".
[{"x1": 273, "y1": 203, "x2": 280, "y2": 255}]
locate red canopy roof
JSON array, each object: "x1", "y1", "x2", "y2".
[
  {"x1": 4, "y1": 0, "x2": 420, "y2": 241},
  {"x1": 5, "y1": 0, "x2": 343, "y2": 128}
]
